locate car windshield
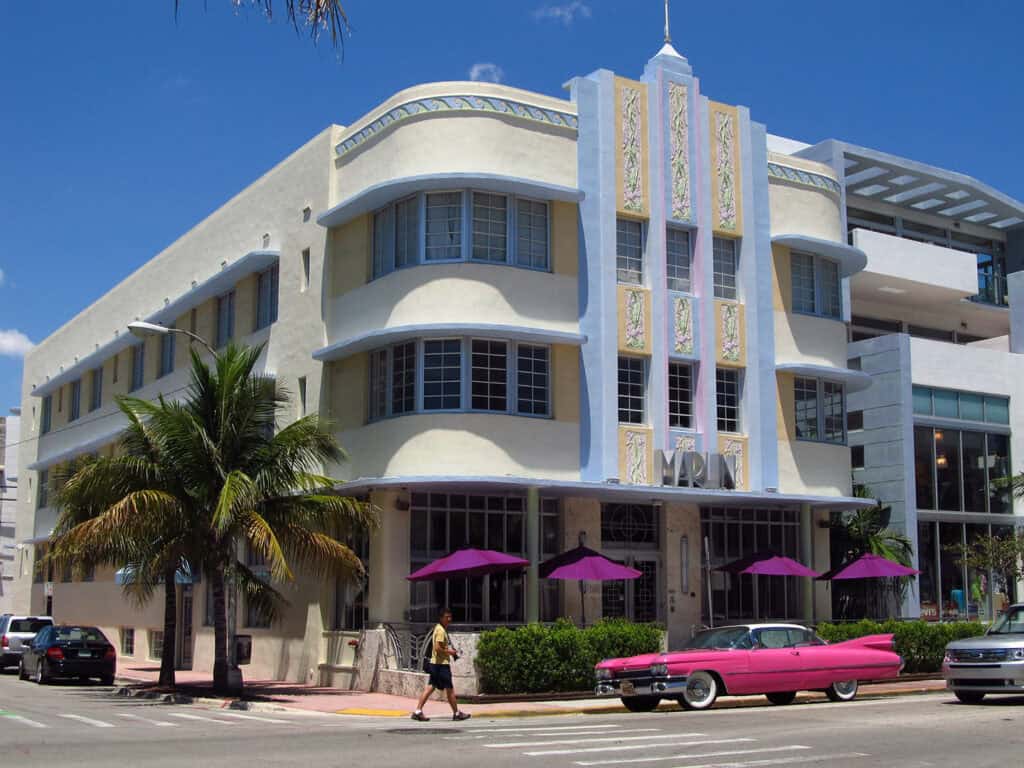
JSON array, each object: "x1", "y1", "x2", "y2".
[
  {"x1": 987, "y1": 607, "x2": 1024, "y2": 635},
  {"x1": 9, "y1": 619, "x2": 51, "y2": 633},
  {"x1": 682, "y1": 627, "x2": 752, "y2": 650},
  {"x1": 53, "y1": 627, "x2": 106, "y2": 643}
]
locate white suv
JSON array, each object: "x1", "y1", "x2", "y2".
[{"x1": 0, "y1": 615, "x2": 54, "y2": 669}]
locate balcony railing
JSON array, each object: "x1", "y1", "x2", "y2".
[{"x1": 971, "y1": 273, "x2": 1008, "y2": 307}]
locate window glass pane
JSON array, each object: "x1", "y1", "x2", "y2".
[
  {"x1": 913, "y1": 426, "x2": 935, "y2": 510},
  {"x1": 791, "y1": 252, "x2": 815, "y2": 313},
  {"x1": 395, "y1": 196, "x2": 419, "y2": 268},
  {"x1": 961, "y1": 431, "x2": 987, "y2": 513},
  {"x1": 716, "y1": 368, "x2": 740, "y2": 432},
  {"x1": 423, "y1": 339, "x2": 462, "y2": 410},
  {"x1": 425, "y1": 192, "x2": 462, "y2": 261},
  {"x1": 985, "y1": 396, "x2": 1010, "y2": 424},
  {"x1": 368, "y1": 349, "x2": 388, "y2": 421},
  {"x1": 847, "y1": 410, "x2": 863, "y2": 431},
  {"x1": 391, "y1": 342, "x2": 416, "y2": 415},
  {"x1": 668, "y1": 362, "x2": 693, "y2": 428},
  {"x1": 935, "y1": 428, "x2": 962, "y2": 511},
  {"x1": 70, "y1": 380, "x2": 81, "y2": 421},
  {"x1": 471, "y1": 192, "x2": 507, "y2": 262},
  {"x1": 794, "y1": 377, "x2": 818, "y2": 440},
  {"x1": 933, "y1": 389, "x2": 958, "y2": 418},
  {"x1": 216, "y1": 291, "x2": 235, "y2": 348},
  {"x1": 959, "y1": 392, "x2": 983, "y2": 422},
  {"x1": 617, "y1": 356, "x2": 645, "y2": 424},
  {"x1": 159, "y1": 333, "x2": 175, "y2": 378},
  {"x1": 90, "y1": 367, "x2": 102, "y2": 412},
  {"x1": 917, "y1": 521, "x2": 937, "y2": 618},
  {"x1": 470, "y1": 340, "x2": 508, "y2": 411},
  {"x1": 851, "y1": 444, "x2": 865, "y2": 470},
  {"x1": 42, "y1": 395, "x2": 52, "y2": 434},
  {"x1": 372, "y1": 209, "x2": 387, "y2": 277},
  {"x1": 819, "y1": 258, "x2": 841, "y2": 318},
  {"x1": 516, "y1": 199, "x2": 548, "y2": 270},
  {"x1": 131, "y1": 344, "x2": 145, "y2": 392},
  {"x1": 939, "y1": 522, "x2": 965, "y2": 620},
  {"x1": 516, "y1": 345, "x2": 550, "y2": 416},
  {"x1": 713, "y1": 237, "x2": 738, "y2": 300},
  {"x1": 823, "y1": 381, "x2": 845, "y2": 443},
  {"x1": 616, "y1": 219, "x2": 643, "y2": 284},
  {"x1": 987, "y1": 433, "x2": 1011, "y2": 514},
  {"x1": 912, "y1": 386, "x2": 932, "y2": 415},
  {"x1": 666, "y1": 228, "x2": 691, "y2": 292}
]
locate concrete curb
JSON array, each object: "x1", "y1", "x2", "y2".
[{"x1": 112, "y1": 683, "x2": 299, "y2": 714}]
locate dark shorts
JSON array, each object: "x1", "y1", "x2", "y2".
[{"x1": 427, "y1": 663, "x2": 453, "y2": 690}]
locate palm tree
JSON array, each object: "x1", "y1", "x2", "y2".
[
  {"x1": 49, "y1": 343, "x2": 376, "y2": 694},
  {"x1": 175, "y1": 1, "x2": 350, "y2": 48}
]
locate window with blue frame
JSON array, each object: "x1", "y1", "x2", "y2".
[
  {"x1": 255, "y1": 264, "x2": 279, "y2": 330},
  {"x1": 130, "y1": 343, "x2": 145, "y2": 392},
  {"x1": 791, "y1": 251, "x2": 840, "y2": 319},
  {"x1": 666, "y1": 228, "x2": 691, "y2": 293},
  {"x1": 793, "y1": 377, "x2": 845, "y2": 444}
]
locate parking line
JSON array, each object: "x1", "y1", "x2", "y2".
[
  {"x1": 575, "y1": 745, "x2": 812, "y2": 766},
  {"x1": 525, "y1": 737, "x2": 754, "y2": 757},
  {"x1": 465, "y1": 724, "x2": 624, "y2": 733},
  {"x1": 2, "y1": 715, "x2": 48, "y2": 729},
  {"x1": 115, "y1": 712, "x2": 178, "y2": 727},
  {"x1": 168, "y1": 712, "x2": 236, "y2": 725},
  {"x1": 488, "y1": 732, "x2": 705, "y2": 749},
  {"x1": 446, "y1": 729, "x2": 655, "y2": 741},
  {"x1": 208, "y1": 711, "x2": 292, "y2": 725},
  {"x1": 666, "y1": 753, "x2": 868, "y2": 768},
  {"x1": 59, "y1": 714, "x2": 115, "y2": 728}
]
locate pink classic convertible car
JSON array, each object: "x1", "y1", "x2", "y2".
[{"x1": 595, "y1": 623, "x2": 902, "y2": 711}]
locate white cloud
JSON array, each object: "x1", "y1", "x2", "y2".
[
  {"x1": 533, "y1": 1, "x2": 592, "y2": 26},
  {"x1": 0, "y1": 330, "x2": 34, "y2": 358},
  {"x1": 469, "y1": 62, "x2": 504, "y2": 83}
]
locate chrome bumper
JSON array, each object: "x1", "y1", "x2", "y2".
[
  {"x1": 943, "y1": 660, "x2": 1024, "y2": 693},
  {"x1": 595, "y1": 675, "x2": 689, "y2": 698}
]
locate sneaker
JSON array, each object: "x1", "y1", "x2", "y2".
[
  {"x1": 411, "y1": 711, "x2": 430, "y2": 722},
  {"x1": 453, "y1": 711, "x2": 471, "y2": 721}
]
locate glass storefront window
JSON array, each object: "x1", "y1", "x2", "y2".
[
  {"x1": 939, "y1": 523, "x2": 965, "y2": 620},
  {"x1": 934, "y1": 429, "x2": 962, "y2": 511},
  {"x1": 917, "y1": 522, "x2": 938, "y2": 620},
  {"x1": 914, "y1": 426, "x2": 936, "y2": 510},
  {"x1": 965, "y1": 524, "x2": 993, "y2": 623},
  {"x1": 988, "y1": 433, "x2": 1011, "y2": 514},
  {"x1": 961, "y1": 431, "x2": 987, "y2": 513}
]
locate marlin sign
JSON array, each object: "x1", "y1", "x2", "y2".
[{"x1": 657, "y1": 449, "x2": 738, "y2": 490}]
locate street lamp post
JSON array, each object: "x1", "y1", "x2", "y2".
[{"x1": 127, "y1": 321, "x2": 218, "y2": 357}]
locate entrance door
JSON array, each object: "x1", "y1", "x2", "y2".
[
  {"x1": 177, "y1": 584, "x2": 194, "y2": 670},
  {"x1": 601, "y1": 556, "x2": 660, "y2": 623}
]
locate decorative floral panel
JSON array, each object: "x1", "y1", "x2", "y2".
[
  {"x1": 668, "y1": 82, "x2": 692, "y2": 221},
  {"x1": 720, "y1": 302, "x2": 741, "y2": 363},
  {"x1": 721, "y1": 437, "x2": 746, "y2": 490},
  {"x1": 674, "y1": 434, "x2": 697, "y2": 454},
  {"x1": 672, "y1": 295, "x2": 695, "y2": 356},
  {"x1": 615, "y1": 78, "x2": 648, "y2": 216},
  {"x1": 624, "y1": 429, "x2": 650, "y2": 485},
  {"x1": 625, "y1": 289, "x2": 646, "y2": 351},
  {"x1": 709, "y1": 103, "x2": 741, "y2": 235}
]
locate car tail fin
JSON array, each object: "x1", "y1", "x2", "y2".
[{"x1": 836, "y1": 633, "x2": 895, "y2": 652}]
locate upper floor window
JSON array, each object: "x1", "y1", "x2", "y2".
[
  {"x1": 616, "y1": 219, "x2": 643, "y2": 285},
  {"x1": 69, "y1": 379, "x2": 81, "y2": 422},
  {"x1": 791, "y1": 251, "x2": 840, "y2": 319},
  {"x1": 713, "y1": 237, "x2": 738, "y2": 300},
  {"x1": 423, "y1": 339, "x2": 463, "y2": 410},
  {"x1": 472, "y1": 193, "x2": 508, "y2": 263},
  {"x1": 255, "y1": 264, "x2": 280, "y2": 330},
  {"x1": 89, "y1": 367, "x2": 102, "y2": 412},
  {"x1": 914, "y1": 425, "x2": 1011, "y2": 514},
  {"x1": 37, "y1": 468, "x2": 49, "y2": 509},
  {"x1": 913, "y1": 385, "x2": 1009, "y2": 424},
  {"x1": 516, "y1": 345, "x2": 550, "y2": 416},
  {"x1": 666, "y1": 228, "x2": 691, "y2": 293},
  {"x1": 395, "y1": 197, "x2": 419, "y2": 269},
  {"x1": 159, "y1": 333, "x2": 175, "y2": 379},
  {"x1": 372, "y1": 208, "x2": 388, "y2": 278},
  {"x1": 216, "y1": 290, "x2": 236, "y2": 348},
  {"x1": 716, "y1": 367, "x2": 741, "y2": 433},
  {"x1": 668, "y1": 362, "x2": 693, "y2": 428},
  {"x1": 794, "y1": 377, "x2": 846, "y2": 444},
  {"x1": 516, "y1": 199, "x2": 549, "y2": 270},
  {"x1": 41, "y1": 395, "x2": 52, "y2": 434},
  {"x1": 391, "y1": 341, "x2": 417, "y2": 415},
  {"x1": 470, "y1": 340, "x2": 508, "y2": 411},
  {"x1": 617, "y1": 356, "x2": 646, "y2": 424},
  {"x1": 130, "y1": 343, "x2": 145, "y2": 392},
  {"x1": 425, "y1": 193, "x2": 463, "y2": 261}
]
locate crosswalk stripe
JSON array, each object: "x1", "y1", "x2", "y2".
[
  {"x1": 450, "y1": 728, "x2": 661, "y2": 741},
  {"x1": 665, "y1": 753, "x2": 868, "y2": 768},
  {"x1": 465, "y1": 724, "x2": 624, "y2": 734},
  {"x1": 168, "y1": 712, "x2": 235, "y2": 725},
  {"x1": 208, "y1": 711, "x2": 292, "y2": 725},
  {"x1": 59, "y1": 714, "x2": 115, "y2": 728},
  {"x1": 525, "y1": 737, "x2": 754, "y2": 757},
  {"x1": 575, "y1": 745, "x2": 812, "y2": 766},
  {"x1": 2, "y1": 715, "x2": 48, "y2": 729},
  {"x1": 488, "y1": 732, "x2": 705, "y2": 749},
  {"x1": 115, "y1": 712, "x2": 178, "y2": 727}
]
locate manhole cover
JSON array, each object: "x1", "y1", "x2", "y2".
[{"x1": 385, "y1": 727, "x2": 463, "y2": 736}]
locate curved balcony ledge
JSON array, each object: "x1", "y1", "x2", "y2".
[
  {"x1": 317, "y1": 173, "x2": 583, "y2": 229},
  {"x1": 314, "y1": 323, "x2": 586, "y2": 362},
  {"x1": 771, "y1": 234, "x2": 867, "y2": 277},
  {"x1": 776, "y1": 362, "x2": 872, "y2": 393}
]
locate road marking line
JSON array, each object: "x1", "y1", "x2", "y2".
[
  {"x1": 465, "y1": 724, "x2": 625, "y2": 733},
  {"x1": 168, "y1": 712, "x2": 235, "y2": 725},
  {"x1": 59, "y1": 714, "x2": 115, "y2": 728},
  {"x1": 525, "y1": 737, "x2": 753, "y2": 757},
  {"x1": 575, "y1": 745, "x2": 812, "y2": 766},
  {"x1": 208, "y1": 711, "x2": 292, "y2": 725},
  {"x1": 2, "y1": 715, "x2": 48, "y2": 729},
  {"x1": 446, "y1": 729, "x2": 657, "y2": 741},
  {"x1": 664, "y1": 753, "x2": 868, "y2": 768},
  {"x1": 488, "y1": 732, "x2": 705, "y2": 749},
  {"x1": 115, "y1": 713, "x2": 178, "y2": 727}
]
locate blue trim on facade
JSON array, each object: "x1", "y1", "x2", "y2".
[
  {"x1": 696, "y1": 93, "x2": 718, "y2": 459},
  {"x1": 771, "y1": 234, "x2": 867, "y2": 277},
  {"x1": 312, "y1": 323, "x2": 587, "y2": 362}
]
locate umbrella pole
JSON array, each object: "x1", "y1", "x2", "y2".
[
  {"x1": 704, "y1": 536, "x2": 714, "y2": 628},
  {"x1": 580, "y1": 581, "x2": 586, "y2": 626}
]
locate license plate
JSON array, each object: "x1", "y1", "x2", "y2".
[
  {"x1": 620, "y1": 681, "x2": 636, "y2": 696},
  {"x1": 78, "y1": 651, "x2": 92, "y2": 658}
]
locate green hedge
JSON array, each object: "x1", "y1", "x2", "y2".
[
  {"x1": 816, "y1": 619, "x2": 985, "y2": 673},
  {"x1": 476, "y1": 619, "x2": 663, "y2": 694}
]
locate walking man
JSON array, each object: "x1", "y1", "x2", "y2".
[{"x1": 411, "y1": 608, "x2": 471, "y2": 721}]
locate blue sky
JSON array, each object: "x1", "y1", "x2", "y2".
[{"x1": 1, "y1": 0, "x2": 1022, "y2": 412}]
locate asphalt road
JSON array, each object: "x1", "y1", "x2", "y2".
[{"x1": 1, "y1": 671, "x2": 1023, "y2": 767}]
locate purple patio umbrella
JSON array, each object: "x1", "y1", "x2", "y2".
[
  {"x1": 818, "y1": 552, "x2": 919, "y2": 581},
  {"x1": 540, "y1": 546, "x2": 642, "y2": 625},
  {"x1": 717, "y1": 552, "x2": 819, "y2": 620},
  {"x1": 406, "y1": 548, "x2": 530, "y2": 582}
]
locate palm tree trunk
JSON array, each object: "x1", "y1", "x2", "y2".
[
  {"x1": 159, "y1": 568, "x2": 177, "y2": 688},
  {"x1": 211, "y1": 566, "x2": 229, "y2": 694}
]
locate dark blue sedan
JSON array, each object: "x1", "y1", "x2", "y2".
[{"x1": 19, "y1": 625, "x2": 116, "y2": 685}]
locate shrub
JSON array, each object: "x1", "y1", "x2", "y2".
[
  {"x1": 816, "y1": 619, "x2": 985, "y2": 674},
  {"x1": 476, "y1": 619, "x2": 663, "y2": 694}
]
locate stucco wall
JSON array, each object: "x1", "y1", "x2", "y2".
[{"x1": 776, "y1": 373, "x2": 852, "y2": 496}]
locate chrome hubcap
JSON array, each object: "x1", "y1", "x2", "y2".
[
  {"x1": 834, "y1": 680, "x2": 856, "y2": 695},
  {"x1": 687, "y1": 678, "x2": 710, "y2": 701}
]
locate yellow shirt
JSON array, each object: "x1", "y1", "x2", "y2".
[{"x1": 431, "y1": 624, "x2": 449, "y2": 666}]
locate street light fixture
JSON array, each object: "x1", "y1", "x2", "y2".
[{"x1": 127, "y1": 321, "x2": 217, "y2": 357}]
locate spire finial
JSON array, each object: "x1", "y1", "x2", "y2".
[{"x1": 664, "y1": 0, "x2": 671, "y2": 43}]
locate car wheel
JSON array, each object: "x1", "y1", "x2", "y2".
[
  {"x1": 35, "y1": 661, "x2": 47, "y2": 685},
  {"x1": 18, "y1": 660, "x2": 28, "y2": 681},
  {"x1": 766, "y1": 691, "x2": 797, "y2": 706},
  {"x1": 621, "y1": 696, "x2": 661, "y2": 713},
  {"x1": 100, "y1": 674, "x2": 115, "y2": 686},
  {"x1": 954, "y1": 690, "x2": 985, "y2": 704},
  {"x1": 825, "y1": 680, "x2": 858, "y2": 702},
  {"x1": 678, "y1": 671, "x2": 719, "y2": 711}
]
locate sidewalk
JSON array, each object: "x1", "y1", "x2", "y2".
[{"x1": 115, "y1": 664, "x2": 948, "y2": 718}]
